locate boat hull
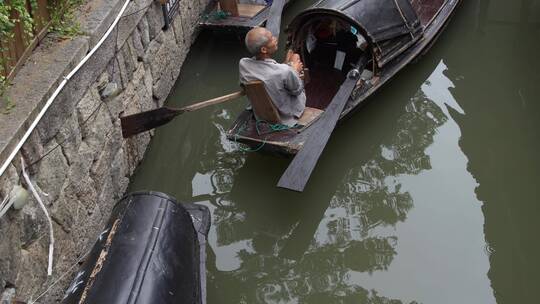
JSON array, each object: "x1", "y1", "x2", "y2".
[{"x1": 226, "y1": 0, "x2": 461, "y2": 155}]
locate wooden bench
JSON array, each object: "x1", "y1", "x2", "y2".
[{"x1": 243, "y1": 80, "x2": 323, "y2": 128}]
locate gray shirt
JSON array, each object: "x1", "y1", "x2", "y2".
[{"x1": 239, "y1": 57, "x2": 306, "y2": 126}]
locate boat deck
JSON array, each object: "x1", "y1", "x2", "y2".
[
  {"x1": 411, "y1": 0, "x2": 446, "y2": 26},
  {"x1": 199, "y1": 3, "x2": 270, "y2": 30}
]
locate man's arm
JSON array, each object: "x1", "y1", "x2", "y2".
[
  {"x1": 283, "y1": 52, "x2": 305, "y2": 96},
  {"x1": 283, "y1": 67, "x2": 304, "y2": 96}
]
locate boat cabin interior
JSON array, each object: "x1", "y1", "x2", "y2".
[
  {"x1": 292, "y1": 16, "x2": 374, "y2": 111},
  {"x1": 410, "y1": 0, "x2": 447, "y2": 26}
]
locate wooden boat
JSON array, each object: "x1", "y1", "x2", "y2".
[
  {"x1": 226, "y1": 0, "x2": 461, "y2": 155},
  {"x1": 199, "y1": 0, "x2": 289, "y2": 33}
]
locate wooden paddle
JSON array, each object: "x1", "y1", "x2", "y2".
[
  {"x1": 277, "y1": 57, "x2": 369, "y2": 192},
  {"x1": 120, "y1": 90, "x2": 244, "y2": 138}
]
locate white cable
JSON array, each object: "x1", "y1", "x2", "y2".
[
  {"x1": 0, "y1": 194, "x2": 11, "y2": 218},
  {"x1": 0, "y1": 0, "x2": 132, "y2": 179},
  {"x1": 21, "y1": 157, "x2": 54, "y2": 276}
]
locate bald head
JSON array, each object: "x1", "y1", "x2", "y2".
[{"x1": 245, "y1": 27, "x2": 272, "y2": 55}]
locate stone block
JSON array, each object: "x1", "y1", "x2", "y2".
[
  {"x1": 96, "y1": 174, "x2": 115, "y2": 216},
  {"x1": 131, "y1": 28, "x2": 145, "y2": 61},
  {"x1": 107, "y1": 57, "x2": 124, "y2": 90},
  {"x1": 20, "y1": 131, "x2": 44, "y2": 176},
  {"x1": 61, "y1": 142, "x2": 96, "y2": 202},
  {"x1": 96, "y1": 72, "x2": 110, "y2": 92},
  {"x1": 0, "y1": 217, "x2": 22, "y2": 291},
  {"x1": 142, "y1": 36, "x2": 162, "y2": 64},
  {"x1": 116, "y1": 63, "x2": 148, "y2": 117},
  {"x1": 110, "y1": 147, "x2": 129, "y2": 198},
  {"x1": 35, "y1": 140, "x2": 69, "y2": 203},
  {"x1": 151, "y1": 33, "x2": 185, "y2": 103},
  {"x1": 138, "y1": 16, "x2": 151, "y2": 49},
  {"x1": 125, "y1": 37, "x2": 139, "y2": 69},
  {"x1": 116, "y1": 0, "x2": 154, "y2": 46},
  {"x1": 36, "y1": 85, "x2": 75, "y2": 145},
  {"x1": 54, "y1": 113, "x2": 82, "y2": 166},
  {"x1": 77, "y1": 0, "x2": 125, "y2": 49},
  {"x1": 50, "y1": 196, "x2": 75, "y2": 233},
  {"x1": 19, "y1": 203, "x2": 48, "y2": 248},
  {"x1": 79, "y1": 101, "x2": 114, "y2": 158},
  {"x1": 146, "y1": 2, "x2": 166, "y2": 40},
  {"x1": 0, "y1": 288, "x2": 16, "y2": 303},
  {"x1": 76, "y1": 86, "x2": 101, "y2": 126},
  {"x1": 122, "y1": 43, "x2": 136, "y2": 77},
  {"x1": 178, "y1": 0, "x2": 192, "y2": 43},
  {"x1": 116, "y1": 48, "x2": 131, "y2": 86},
  {"x1": 171, "y1": 13, "x2": 186, "y2": 46},
  {"x1": 15, "y1": 243, "x2": 48, "y2": 299},
  {"x1": 149, "y1": 30, "x2": 178, "y2": 83},
  {"x1": 90, "y1": 129, "x2": 121, "y2": 195}
]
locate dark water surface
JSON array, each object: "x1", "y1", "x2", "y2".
[{"x1": 129, "y1": 0, "x2": 540, "y2": 302}]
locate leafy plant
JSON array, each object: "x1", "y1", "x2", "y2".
[
  {"x1": 48, "y1": 0, "x2": 84, "y2": 37},
  {"x1": 0, "y1": 0, "x2": 84, "y2": 106}
]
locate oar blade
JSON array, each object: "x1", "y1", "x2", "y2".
[
  {"x1": 120, "y1": 107, "x2": 181, "y2": 138},
  {"x1": 277, "y1": 55, "x2": 370, "y2": 192},
  {"x1": 277, "y1": 78, "x2": 357, "y2": 192}
]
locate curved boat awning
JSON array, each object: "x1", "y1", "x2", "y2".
[{"x1": 288, "y1": 0, "x2": 423, "y2": 67}]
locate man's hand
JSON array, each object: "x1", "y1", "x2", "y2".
[{"x1": 285, "y1": 50, "x2": 304, "y2": 74}]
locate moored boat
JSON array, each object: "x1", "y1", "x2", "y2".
[
  {"x1": 226, "y1": 0, "x2": 461, "y2": 155},
  {"x1": 200, "y1": 0, "x2": 290, "y2": 33}
]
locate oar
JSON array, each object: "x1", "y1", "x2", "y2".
[
  {"x1": 120, "y1": 0, "x2": 286, "y2": 139},
  {"x1": 265, "y1": 0, "x2": 286, "y2": 37},
  {"x1": 277, "y1": 57, "x2": 369, "y2": 192},
  {"x1": 120, "y1": 90, "x2": 244, "y2": 138}
]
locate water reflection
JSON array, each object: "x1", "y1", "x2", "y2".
[
  {"x1": 441, "y1": 0, "x2": 540, "y2": 302},
  {"x1": 197, "y1": 50, "x2": 448, "y2": 303}
]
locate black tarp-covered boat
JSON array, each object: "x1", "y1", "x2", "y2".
[
  {"x1": 62, "y1": 191, "x2": 211, "y2": 304},
  {"x1": 227, "y1": 0, "x2": 460, "y2": 155}
]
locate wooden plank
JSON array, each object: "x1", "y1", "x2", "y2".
[
  {"x1": 11, "y1": 12, "x2": 26, "y2": 59},
  {"x1": 33, "y1": 0, "x2": 51, "y2": 33},
  {"x1": 277, "y1": 58, "x2": 368, "y2": 192},
  {"x1": 244, "y1": 81, "x2": 281, "y2": 124}
]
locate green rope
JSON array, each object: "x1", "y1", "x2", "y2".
[
  {"x1": 203, "y1": 10, "x2": 230, "y2": 21},
  {"x1": 233, "y1": 121, "x2": 266, "y2": 152},
  {"x1": 233, "y1": 119, "x2": 299, "y2": 153}
]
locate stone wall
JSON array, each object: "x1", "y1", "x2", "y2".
[{"x1": 0, "y1": 0, "x2": 209, "y2": 302}]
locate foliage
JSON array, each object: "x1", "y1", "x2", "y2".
[
  {"x1": 48, "y1": 0, "x2": 83, "y2": 37},
  {"x1": 0, "y1": 0, "x2": 83, "y2": 106},
  {"x1": 1, "y1": 94, "x2": 15, "y2": 114}
]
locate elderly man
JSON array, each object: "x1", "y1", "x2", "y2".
[{"x1": 239, "y1": 27, "x2": 306, "y2": 126}]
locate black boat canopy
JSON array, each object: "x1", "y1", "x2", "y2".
[{"x1": 288, "y1": 0, "x2": 423, "y2": 67}]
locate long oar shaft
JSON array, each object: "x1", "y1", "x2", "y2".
[
  {"x1": 121, "y1": 90, "x2": 244, "y2": 138},
  {"x1": 181, "y1": 90, "x2": 244, "y2": 112},
  {"x1": 277, "y1": 58, "x2": 368, "y2": 192}
]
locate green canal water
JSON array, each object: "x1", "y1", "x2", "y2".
[{"x1": 129, "y1": 0, "x2": 540, "y2": 302}]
